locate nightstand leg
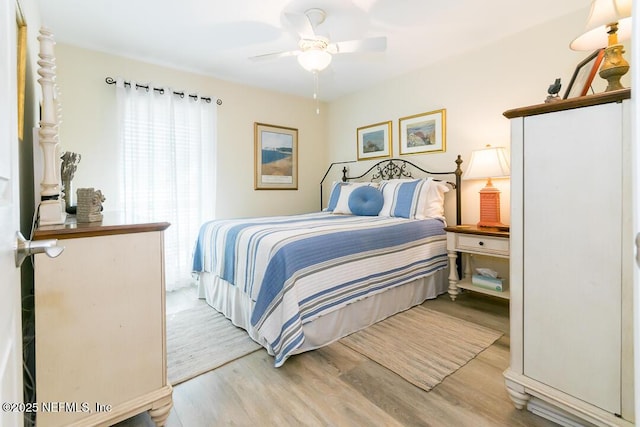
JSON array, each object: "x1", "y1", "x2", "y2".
[
  {"x1": 447, "y1": 250, "x2": 459, "y2": 301},
  {"x1": 464, "y1": 253, "x2": 472, "y2": 279}
]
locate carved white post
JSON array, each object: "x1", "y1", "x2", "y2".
[
  {"x1": 37, "y1": 28, "x2": 66, "y2": 225},
  {"x1": 447, "y1": 250, "x2": 459, "y2": 301}
]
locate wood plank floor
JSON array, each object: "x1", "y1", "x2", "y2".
[{"x1": 115, "y1": 286, "x2": 558, "y2": 427}]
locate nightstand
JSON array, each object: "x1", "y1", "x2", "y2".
[{"x1": 444, "y1": 225, "x2": 509, "y2": 301}]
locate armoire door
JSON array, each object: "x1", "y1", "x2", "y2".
[{"x1": 522, "y1": 102, "x2": 622, "y2": 414}]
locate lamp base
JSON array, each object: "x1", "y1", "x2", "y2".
[
  {"x1": 477, "y1": 185, "x2": 506, "y2": 229},
  {"x1": 600, "y1": 44, "x2": 629, "y2": 92}
]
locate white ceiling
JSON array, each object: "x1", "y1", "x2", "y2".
[{"x1": 35, "y1": 0, "x2": 590, "y2": 101}]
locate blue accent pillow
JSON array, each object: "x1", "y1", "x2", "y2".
[{"x1": 348, "y1": 186, "x2": 384, "y2": 216}]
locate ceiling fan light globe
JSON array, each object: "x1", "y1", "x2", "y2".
[{"x1": 297, "y1": 49, "x2": 332, "y2": 72}]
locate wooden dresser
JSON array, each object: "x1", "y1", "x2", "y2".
[
  {"x1": 33, "y1": 215, "x2": 173, "y2": 426},
  {"x1": 503, "y1": 89, "x2": 633, "y2": 426}
]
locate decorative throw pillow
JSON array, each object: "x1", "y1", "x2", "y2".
[
  {"x1": 348, "y1": 186, "x2": 384, "y2": 216},
  {"x1": 378, "y1": 179, "x2": 425, "y2": 219},
  {"x1": 378, "y1": 178, "x2": 449, "y2": 220},
  {"x1": 332, "y1": 182, "x2": 378, "y2": 214},
  {"x1": 326, "y1": 182, "x2": 346, "y2": 211}
]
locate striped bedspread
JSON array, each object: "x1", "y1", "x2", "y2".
[{"x1": 192, "y1": 212, "x2": 448, "y2": 366}]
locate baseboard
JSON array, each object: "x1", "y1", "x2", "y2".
[{"x1": 528, "y1": 398, "x2": 596, "y2": 427}]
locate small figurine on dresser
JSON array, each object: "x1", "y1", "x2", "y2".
[
  {"x1": 76, "y1": 188, "x2": 105, "y2": 223},
  {"x1": 544, "y1": 78, "x2": 562, "y2": 103}
]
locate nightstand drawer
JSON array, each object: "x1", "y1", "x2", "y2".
[{"x1": 456, "y1": 234, "x2": 509, "y2": 256}]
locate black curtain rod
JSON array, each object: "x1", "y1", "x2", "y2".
[{"x1": 105, "y1": 77, "x2": 222, "y2": 105}]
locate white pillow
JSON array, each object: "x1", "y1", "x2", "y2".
[
  {"x1": 415, "y1": 178, "x2": 450, "y2": 221},
  {"x1": 325, "y1": 181, "x2": 344, "y2": 211},
  {"x1": 332, "y1": 182, "x2": 378, "y2": 214}
]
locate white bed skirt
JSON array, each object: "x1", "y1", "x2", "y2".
[{"x1": 196, "y1": 269, "x2": 448, "y2": 359}]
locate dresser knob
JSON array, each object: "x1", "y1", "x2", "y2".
[{"x1": 479, "y1": 241, "x2": 484, "y2": 246}]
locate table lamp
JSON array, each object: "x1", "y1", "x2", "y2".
[
  {"x1": 463, "y1": 145, "x2": 510, "y2": 228},
  {"x1": 570, "y1": 0, "x2": 632, "y2": 92}
]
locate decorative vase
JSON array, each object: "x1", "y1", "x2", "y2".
[{"x1": 63, "y1": 179, "x2": 76, "y2": 214}]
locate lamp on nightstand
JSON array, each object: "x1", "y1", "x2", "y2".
[{"x1": 464, "y1": 145, "x2": 510, "y2": 228}]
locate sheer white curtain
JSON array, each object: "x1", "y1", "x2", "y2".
[{"x1": 115, "y1": 78, "x2": 216, "y2": 291}]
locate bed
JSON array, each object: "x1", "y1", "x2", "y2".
[{"x1": 192, "y1": 157, "x2": 463, "y2": 366}]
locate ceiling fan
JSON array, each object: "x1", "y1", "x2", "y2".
[{"x1": 250, "y1": 8, "x2": 387, "y2": 73}]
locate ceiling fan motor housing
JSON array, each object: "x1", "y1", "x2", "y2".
[{"x1": 299, "y1": 37, "x2": 329, "y2": 52}]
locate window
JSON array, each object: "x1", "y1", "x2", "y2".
[{"x1": 116, "y1": 79, "x2": 216, "y2": 291}]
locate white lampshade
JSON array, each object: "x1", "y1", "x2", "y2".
[
  {"x1": 463, "y1": 146, "x2": 510, "y2": 180},
  {"x1": 570, "y1": 0, "x2": 632, "y2": 50},
  {"x1": 297, "y1": 49, "x2": 332, "y2": 72}
]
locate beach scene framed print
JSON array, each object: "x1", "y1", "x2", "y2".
[{"x1": 254, "y1": 122, "x2": 298, "y2": 190}]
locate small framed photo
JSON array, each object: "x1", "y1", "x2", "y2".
[
  {"x1": 399, "y1": 109, "x2": 446, "y2": 155},
  {"x1": 254, "y1": 122, "x2": 298, "y2": 190},
  {"x1": 563, "y1": 49, "x2": 605, "y2": 99},
  {"x1": 356, "y1": 121, "x2": 392, "y2": 160}
]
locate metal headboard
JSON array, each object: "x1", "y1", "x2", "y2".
[{"x1": 320, "y1": 156, "x2": 463, "y2": 226}]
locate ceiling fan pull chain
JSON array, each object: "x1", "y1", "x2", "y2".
[{"x1": 313, "y1": 71, "x2": 320, "y2": 114}]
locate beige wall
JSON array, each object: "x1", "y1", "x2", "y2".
[
  {"x1": 326, "y1": 7, "x2": 632, "y2": 226},
  {"x1": 54, "y1": 44, "x2": 328, "y2": 219},
  {"x1": 48, "y1": 7, "x2": 632, "y2": 225}
]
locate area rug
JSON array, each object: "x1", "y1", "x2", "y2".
[
  {"x1": 166, "y1": 303, "x2": 261, "y2": 385},
  {"x1": 339, "y1": 306, "x2": 502, "y2": 392}
]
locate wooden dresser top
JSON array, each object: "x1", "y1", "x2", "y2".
[
  {"x1": 503, "y1": 88, "x2": 630, "y2": 119},
  {"x1": 444, "y1": 224, "x2": 509, "y2": 238},
  {"x1": 34, "y1": 212, "x2": 170, "y2": 240}
]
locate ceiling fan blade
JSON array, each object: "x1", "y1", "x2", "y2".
[
  {"x1": 284, "y1": 12, "x2": 316, "y2": 38},
  {"x1": 249, "y1": 49, "x2": 301, "y2": 61},
  {"x1": 330, "y1": 36, "x2": 387, "y2": 54}
]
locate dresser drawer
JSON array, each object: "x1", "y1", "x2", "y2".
[{"x1": 455, "y1": 233, "x2": 509, "y2": 256}]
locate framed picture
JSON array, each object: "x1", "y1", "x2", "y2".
[
  {"x1": 356, "y1": 121, "x2": 392, "y2": 160},
  {"x1": 16, "y1": 3, "x2": 27, "y2": 141},
  {"x1": 254, "y1": 122, "x2": 298, "y2": 190},
  {"x1": 563, "y1": 49, "x2": 604, "y2": 99},
  {"x1": 399, "y1": 109, "x2": 446, "y2": 155}
]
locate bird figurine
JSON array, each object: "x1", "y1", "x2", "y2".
[
  {"x1": 545, "y1": 78, "x2": 562, "y2": 103},
  {"x1": 548, "y1": 78, "x2": 562, "y2": 95}
]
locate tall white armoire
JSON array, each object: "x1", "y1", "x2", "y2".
[{"x1": 503, "y1": 89, "x2": 634, "y2": 426}]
